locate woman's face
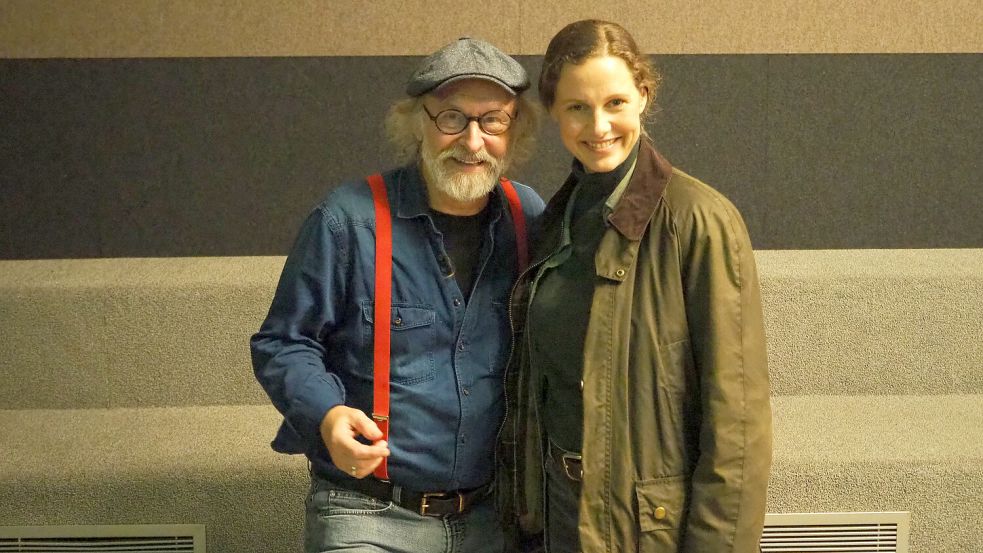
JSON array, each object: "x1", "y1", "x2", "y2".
[{"x1": 550, "y1": 55, "x2": 647, "y2": 173}]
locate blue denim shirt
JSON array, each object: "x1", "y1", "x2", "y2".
[{"x1": 251, "y1": 164, "x2": 544, "y2": 491}]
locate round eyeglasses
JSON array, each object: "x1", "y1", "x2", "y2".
[{"x1": 422, "y1": 105, "x2": 514, "y2": 136}]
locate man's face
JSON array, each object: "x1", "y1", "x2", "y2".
[{"x1": 418, "y1": 79, "x2": 516, "y2": 209}]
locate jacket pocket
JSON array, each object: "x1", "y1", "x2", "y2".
[
  {"x1": 361, "y1": 302, "x2": 436, "y2": 385},
  {"x1": 635, "y1": 475, "x2": 687, "y2": 548}
]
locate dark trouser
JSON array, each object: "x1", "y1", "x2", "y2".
[{"x1": 545, "y1": 442, "x2": 582, "y2": 553}]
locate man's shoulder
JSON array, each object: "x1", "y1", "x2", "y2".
[
  {"x1": 314, "y1": 167, "x2": 406, "y2": 222},
  {"x1": 501, "y1": 178, "x2": 546, "y2": 217}
]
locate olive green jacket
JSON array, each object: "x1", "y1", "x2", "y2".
[{"x1": 497, "y1": 140, "x2": 772, "y2": 552}]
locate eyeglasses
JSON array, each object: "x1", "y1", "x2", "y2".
[{"x1": 422, "y1": 105, "x2": 514, "y2": 136}]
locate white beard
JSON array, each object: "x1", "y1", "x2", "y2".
[{"x1": 420, "y1": 142, "x2": 507, "y2": 203}]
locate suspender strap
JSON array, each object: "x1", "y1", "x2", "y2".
[
  {"x1": 498, "y1": 177, "x2": 528, "y2": 274},
  {"x1": 367, "y1": 173, "x2": 392, "y2": 480},
  {"x1": 367, "y1": 173, "x2": 527, "y2": 481}
]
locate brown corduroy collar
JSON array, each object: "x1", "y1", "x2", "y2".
[
  {"x1": 542, "y1": 139, "x2": 673, "y2": 243},
  {"x1": 605, "y1": 139, "x2": 673, "y2": 241}
]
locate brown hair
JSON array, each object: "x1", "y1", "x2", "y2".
[{"x1": 539, "y1": 20, "x2": 661, "y2": 121}]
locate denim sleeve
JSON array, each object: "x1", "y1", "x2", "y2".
[{"x1": 250, "y1": 206, "x2": 347, "y2": 446}]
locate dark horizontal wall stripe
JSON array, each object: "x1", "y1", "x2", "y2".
[
  {"x1": 3, "y1": 1, "x2": 982, "y2": 57},
  {"x1": 1, "y1": 54, "x2": 981, "y2": 259}
]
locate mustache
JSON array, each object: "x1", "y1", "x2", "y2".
[{"x1": 436, "y1": 146, "x2": 497, "y2": 165}]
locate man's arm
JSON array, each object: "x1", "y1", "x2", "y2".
[{"x1": 250, "y1": 206, "x2": 348, "y2": 450}]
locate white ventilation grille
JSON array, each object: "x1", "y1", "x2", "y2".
[
  {"x1": 761, "y1": 512, "x2": 910, "y2": 553},
  {"x1": 0, "y1": 524, "x2": 204, "y2": 552}
]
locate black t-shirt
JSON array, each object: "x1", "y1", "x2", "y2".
[{"x1": 429, "y1": 206, "x2": 487, "y2": 301}]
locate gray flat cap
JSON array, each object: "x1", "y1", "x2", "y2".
[{"x1": 406, "y1": 37, "x2": 529, "y2": 97}]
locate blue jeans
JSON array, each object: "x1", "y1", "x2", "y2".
[
  {"x1": 545, "y1": 445, "x2": 582, "y2": 553},
  {"x1": 304, "y1": 472, "x2": 505, "y2": 553}
]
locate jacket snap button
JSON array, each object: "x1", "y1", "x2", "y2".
[
  {"x1": 615, "y1": 268, "x2": 626, "y2": 277},
  {"x1": 654, "y1": 506, "x2": 667, "y2": 520}
]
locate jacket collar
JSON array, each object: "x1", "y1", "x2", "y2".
[
  {"x1": 540, "y1": 139, "x2": 673, "y2": 243},
  {"x1": 606, "y1": 139, "x2": 673, "y2": 241}
]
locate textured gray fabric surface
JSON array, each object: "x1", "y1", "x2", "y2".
[
  {"x1": 1, "y1": 251, "x2": 980, "y2": 552},
  {"x1": 0, "y1": 406, "x2": 306, "y2": 552},
  {"x1": 770, "y1": 395, "x2": 983, "y2": 552},
  {"x1": 0, "y1": 257, "x2": 283, "y2": 409},
  {"x1": 757, "y1": 249, "x2": 983, "y2": 395},
  {"x1": 3, "y1": 55, "x2": 982, "y2": 259}
]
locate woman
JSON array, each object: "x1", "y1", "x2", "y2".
[{"x1": 497, "y1": 20, "x2": 772, "y2": 552}]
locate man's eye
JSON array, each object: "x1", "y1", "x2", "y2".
[{"x1": 438, "y1": 112, "x2": 466, "y2": 126}]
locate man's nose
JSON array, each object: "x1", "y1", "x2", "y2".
[{"x1": 458, "y1": 120, "x2": 485, "y2": 152}]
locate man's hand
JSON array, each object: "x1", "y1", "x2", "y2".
[{"x1": 320, "y1": 405, "x2": 390, "y2": 479}]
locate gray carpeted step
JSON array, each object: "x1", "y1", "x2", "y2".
[
  {"x1": 3, "y1": 251, "x2": 981, "y2": 409},
  {"x1": 0, "y1": 404, "x2": 307, "y2": 553},
  {"x1": 757, "y1": 249, "x2": 983, "y2": 396},
  {"x1": 0, "y1": 257, "x2": 285, "y2": 409},
  {"x1": 769, "y1": 394, "x2": 983, "y2": 552}
]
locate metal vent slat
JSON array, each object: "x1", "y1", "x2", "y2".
[
  {"x1": 0, "y1": 525, "x2": 203, "y2": 553},
  {"x1": 761, "y1": 512, "x2": 909, "y2": 553}
]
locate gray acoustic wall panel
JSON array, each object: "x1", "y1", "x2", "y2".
[{"x1": 2, "y1": 55, "x2": 981, "y2": 258}]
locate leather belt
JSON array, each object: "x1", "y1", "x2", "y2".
[
  {"x1": 332, "y1": 476, "x2": 492, "y2": 517},
  {"x1": 548, "y1": 440, "x2": 583, "y2": 482}
]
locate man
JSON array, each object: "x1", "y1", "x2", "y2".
[{"x1": 251, "y1": 37, "x2": 544, "y2": 553}]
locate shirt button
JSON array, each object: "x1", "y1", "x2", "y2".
[
  {"x1": 463, "y1": 388, "x2": 470, "y2": 396},
  {"x1": 458, "y1": 343, "x2": 465, "y2": 351},
  {"x1": 453, "y1": 298, "x2": 462, "y2": 307},
  {"x1": 393, "y1": 317, "x2": 402, "y2": 327}
]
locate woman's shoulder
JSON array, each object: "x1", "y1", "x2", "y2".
[
  {"x1": 662, "y1": 168, "x2": 744, "y2": 224},
  {"x1": 660, "y1": 167, "x2": 751, "y2": 247}
]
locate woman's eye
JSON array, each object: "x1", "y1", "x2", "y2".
[{"x1": 609, "y1": 98, "x2": 627, "y2": 108}]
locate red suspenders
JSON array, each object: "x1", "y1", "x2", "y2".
[
  {"x1": 366, "y1": 174, "x2": 393, "y2": 478},
  {"x1": 366, "y1": 173, "x2": 527, "y2": 480}
]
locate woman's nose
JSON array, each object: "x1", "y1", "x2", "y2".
[{"x1": 591, "y1": 111, "x2": 611, "y2": 136}]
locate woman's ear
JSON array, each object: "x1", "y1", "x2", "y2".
[{"x1": 639, "y1": 87, "x2": 649, "y2": 113}]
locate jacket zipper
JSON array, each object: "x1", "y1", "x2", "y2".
[{"x1": 494, "y1": 217, "x2": 565, "y2": 503}]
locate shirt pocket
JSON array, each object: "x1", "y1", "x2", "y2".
[
  {"x1": 635, "y1": 474, "x2": 687, "y2": 549},
  {"x1": 361, "y1": 302, "x2": 437, "y2": 385}
]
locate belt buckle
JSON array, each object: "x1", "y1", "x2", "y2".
[
  {"x1": 419, "y1": 491, "x2": 462, "y2": 516},
  {"x1": 561, "y1": 452, "x2": 583, "y2": 481}
]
